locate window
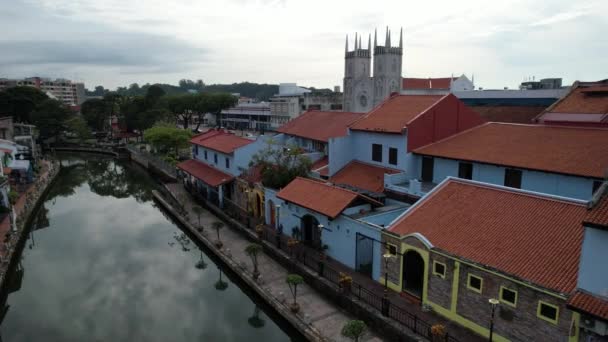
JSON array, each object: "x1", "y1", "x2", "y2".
[
  {"x1": 593, "y1": 180, "x2": 603, "y2": 194},
  {"x1": 386, "y1": 243, "x2": 398, "y2": 256},
  {"x1": 467, "y1": 274, "x2": 483, "y2": 293},
  {"x1": 372, "y1": 144, "x2": 382, "y2": 162},
  {"x1": 204, "y1": 150, "x2": 208, "y2": 160},
  {"x1": 537, "y1": 301, "x2": 559, "y2": 324},
  {"x1": 225, "y1": 157, "x2": 230, "y2": 169},
  {"x1": 500, "y1": 286, "x2": 517, "y2": 307},
  {"x1": 214, "y1": 153, "x2": 218, "y2": 164},
  {"x1": 458, "y1": 162, "x2": 473, "y2": 180},
  {"x1": 421, "y1": 156, "x2": 434, "y2": 182},
  {"x1": 194, "y1": 145, "x2": 199, "y2": 156},
  {"x1": 433, "y1": 261, "x2": 446, "y2": 278},
  {"x1": 389, "y1": 147, "x2": 398, "y2": 165},
  {"x1": 504, "y1": 168, "x2": 522, "y2": 189}
]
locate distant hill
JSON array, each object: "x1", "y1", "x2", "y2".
[{"x1": 86, "y1": 80, "x2": 280, "y2": 101}]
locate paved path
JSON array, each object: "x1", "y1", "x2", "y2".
[{"x1": 165, "y1": 183, "x2": 383, "y2": 342}]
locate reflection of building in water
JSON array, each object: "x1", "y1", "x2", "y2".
[
  {"x1": 32, "y1": 204, "x2": 50, "y2": 231},
  {"x1": 0, "y1": 261, "x2": 24, "y2": 327}
]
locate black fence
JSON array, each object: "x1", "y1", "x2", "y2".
[{"x1": 183, "y1": 185, "x2": 460, "y2": 342}]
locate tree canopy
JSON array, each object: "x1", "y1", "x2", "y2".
[
  {"x1": 31, "y1": 99, "x2": 72, "y2": 140},
  {"x1": 249, "y1": 139, "x2": 312, "y2": 189},
  {"x1": 0, "y1": 86, "x2": 49, "y2": 123},
  {"x1": 143, "y1": 124, "x2": 192, "y2": 155}
]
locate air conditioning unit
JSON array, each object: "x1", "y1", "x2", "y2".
[{"x1": 581, "y1": 315, "x2": 608, "y2": 336}]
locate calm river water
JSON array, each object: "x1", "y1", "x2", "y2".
[{"x1": 0, "y1": 155, "x2": 299, "y2": 341}]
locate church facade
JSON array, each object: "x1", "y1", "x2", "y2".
[{"x1": 343, "y1": 28, "x2": 403, "y2": 113}]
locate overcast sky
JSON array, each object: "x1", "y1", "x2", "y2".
[{"x1": 1, "y1": 0, "x2": 606, "y2": 90}]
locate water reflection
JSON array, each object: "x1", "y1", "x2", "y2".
[{"x1": 0, "y1": 156, "x2": 296, "y2": 341}]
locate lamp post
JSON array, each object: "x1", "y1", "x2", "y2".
[
  {"x1": 244, "y1": 189, "x2": 250, "y2": 227},
  {"x1": 382, "y1": 252, "x2": 393, "y2": 316},
  {"x1": 275, "y1": 204, "x2": 281, "y2": 230},
  {"x1": 488, "y1": 298, "x2": 499, "y2": 341},
  {"x1": 317, "y1": 224, "x2": 324, "y2": 250}
]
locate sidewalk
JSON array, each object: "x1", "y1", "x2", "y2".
[{"x1": 164, "y1": 183, "x2": 383, "y2": 342}]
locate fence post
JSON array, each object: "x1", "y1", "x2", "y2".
[
  {"x1": 382, "y1": 296, "x2": 390, "y2": 317},
  {"x1": 318, "y1": 260, "x2": 324, "y2": 277},
  {"x1": 413, "y1": 315, "x2": 417, "y2": 333}
]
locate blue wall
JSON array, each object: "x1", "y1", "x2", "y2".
[
  {"x1": 265, "y1": 188, "x2": 383, "y2": 280},
  {"x1": 193, "y1": 146, "x2": 237, "y2": 176},
  {"x1": 329, "y1": 130, "x2": 414, "y2": 177},
  {"x1": 577, "y1": 227, "x2": 608, "y2": 294},
  {"x1": 422, "y1": 156, "x2": 597, "y2": 200},
  {"x1": 191, "y1": 135, "x2": 271, "y2": 177}
]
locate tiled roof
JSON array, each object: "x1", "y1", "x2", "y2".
[
  {"x1": 402, "y1": 77, "x2": 456, "y2": 90},
  {"x1": 330, "y1": 161, "x2": 400, "y2": 193},
  {"x1": 470, "y1": 106, "x2": 545, "y2": 124},
  {"x1": 547, "y1": 85, "x2": 608, "y2": 115},
  {"x1": 277, "y1": 111, "x2": 364, "y2": 142},
  {"x1": 177, "y1": 159, "x2": 234, "y2": 187},
  {"x1": 190, "y1": 129, "x2": 254, "y2": 154},
  {"x1": 585, "y1": 188, "x2": 608, "y2": 228},
  {"x1": 349, "y1": 94, "x2": 445, "y2": 133},
  {"x1": 276, "y1": 177, "x2": 379, "y2": 219},
  {"x1": 567, "y1": 290, "x2": 608, "y2": 320},
  {"x1": 311, "y1": 156, "x2": 328, "y2": 173},
  {"x1": 389, "y1": 178, "x2": 587, "y2": 294},
  {"x1": 414, "y1": 122, "x2": 608, "y2": 178}
]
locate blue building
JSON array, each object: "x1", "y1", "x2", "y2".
[{"x1": 412, "y1": 122, "x2": 608, "y2": 200}]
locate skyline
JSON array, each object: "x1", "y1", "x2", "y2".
[{"x1": 0, "y1": 0, "x2": 606, "y2": 90}]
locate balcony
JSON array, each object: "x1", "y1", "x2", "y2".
[{"x1": 384, "y1": 172, "x2": 436, "y2": 198}]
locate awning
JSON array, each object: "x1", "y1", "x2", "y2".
[{"x1": 177, "y1": 159, "x2": 234, "y2": 187}]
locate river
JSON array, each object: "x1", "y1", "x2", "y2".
[{"x1": 0, "y1": 155, "x2": 299, "y2": 341}]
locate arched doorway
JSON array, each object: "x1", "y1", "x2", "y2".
[
  {"x1": 268, "y1": 200, "x2": 275, "y2": 228},
  {"x1": 402, "y1": 250, "x2": 425, "y2": 297},
  {"x1": 301, "y1": 214, "x2": 320, "y2": 247}
]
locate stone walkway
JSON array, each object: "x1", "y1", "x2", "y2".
[{"x1": 165, "y1": 183, "x2": 383, "y2": 342}]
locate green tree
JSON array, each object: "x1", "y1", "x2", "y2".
[
  {"x1": 143, "y1": 124, "x2": 192, "y2": 155},
  {"x1": 0, "y1": 86, "x2": 48, "y2": 123},
  {"x1": 212, "y1": 221, "x2": 224, "y2": 248},
  {"x1": 286, "y1": 274, "x2": 304, "y2": 313},
  {"x1": 199, "y1": 93, "x2": 237, "y2": 131},
  {"x1": 249, "y1": 139, "x2": 312, "y2": 189},
  {"x1": 341, "y1": 320, "x2": 367, "y2": 342},
  {"x1": 65, "y1": 116, "x2": 93, "y2": 142},
  {"x1": 31, "y1": 99, "x2": 71, "y2": 140},
  {"x1": 145, "y1": 84, "x2": 166, "y2": 105},
  {"x1": 80, "y1": 98, "x2": 108, "y2": 131},
  {"x1": 245, "y1": 243, "x2": 263, "y2": 280},
  {"x1": 192, "y1": 205, "x2": 204, "y2": 231}
]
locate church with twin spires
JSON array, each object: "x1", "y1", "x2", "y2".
[{"x1": 343, "y1": 27, "x2": 403, "y2": 113}]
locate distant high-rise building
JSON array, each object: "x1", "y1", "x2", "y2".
[{"x1": 0, "y1": 77, "x2": 86, "y2": 106}]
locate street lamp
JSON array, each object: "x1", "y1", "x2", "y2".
[
  {"x1": 317, "y1": 224, "x2": 324, "y2": 249},
  {"x1": 275, "y1": 204, "x2": 281, "y2": 230},
  {"x1": 381, "y1": 252, "x2": 393, "y2": 316},
  {"x1": 488, "y1": 298, "x2": 499, "y2": 341}
]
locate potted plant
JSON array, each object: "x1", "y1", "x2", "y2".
[
  {"x1": 212, "y1": 221, "x2": 224, "y2": 248},
  {"x1": 431, "y1": 324, "x2": 447, "y2": 342},
  {"x1": 286, "y1": 274, "x2": 304, "y2": 313},
  {"x1": 255, "y1": 224, "x2": 265, "y2": 239},
  {"x1": 341, "y1": 320, "x2": 367, "y2": 342},
  {"x1": 339, "y1": 272, "x2": 353, "y2": 294},
  {"x1": 245, "y1": 243, "x2": 263, "y2": 280}
]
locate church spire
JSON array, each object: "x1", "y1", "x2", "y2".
[
  {"x1": 368, "y1": 33, "x2": 371, "y2": 52},
  {"x1": 385, "y1": 26, "x2": 389, "y2": 47},
  {"x1": 358, "y1": 35, "x2": 362, "y2": 51},
  {"x1": 399, "y1": 27, "x2": 403, "y2": 49},
  {"x1": 345, "y1": 34, "x2": 348, "y2": 54},
  {"x1": 374, "y1": 28, "x2": 377, "y2": 49},
  {"x1": 355, "y1": 32, "x2": 358, "y2": 50}
]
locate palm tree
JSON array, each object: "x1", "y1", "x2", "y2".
[
  {"x1": 192, "y1": 205, "x2": 204, "y2": 231},
  {"x1": 195, "y1": 250, "x2": 207, "y2": 270},
  {"x1": 286, "y1": 274, "x2": 304, "y2": 313},
  {"x1": 215, "y1": 268, "x2": 228, "y2": 291},
  {"x1": 212, "y1": 221, "x2": 224, "y2": 248},
  {"x1": 247, "y1": 306, "x2": 266, "y2": 329},
  {"x1": 245, "y1": 243, "x2": 262, "y2": 280},
  {"x1": 341, "y1": 320, "x2": 367, "y2": 342}
]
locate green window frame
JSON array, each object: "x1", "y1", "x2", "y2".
[
  {"x1": 386, "y1": 243, "x2": 398, "y2": 256},
  {"x1": 467, "y1": 274, "x2": 483, "y2": 293},
  {"x1": 499, "y1": 286, "x2": 517, "y2": 307},
  {"x1": 432, "y1": 261, "x2": 446, "y2": 279},
  {"x1": 537, "y1": 301, "x2": 559, "y2": 325}
]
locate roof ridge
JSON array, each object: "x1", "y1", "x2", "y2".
[
  {"x1": 413, "y1": 122, "x2": 491, "y2": 153},
  {"x1": 405, "y1": 94, "x2": 450, "y2": 125}
]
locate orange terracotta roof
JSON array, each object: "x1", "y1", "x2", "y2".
[
  {"x1": 548, "y1": 85, "x2": 608, "y2": 115},
  {"x1": 389, "y1": 178, "x2": 587, "y2": 293},
  {"x1": 276, "y1": 177, "x2": 379, "y2": 218},
  {"x1": 277, "y1": 111, "x2": 364, "y2": 142},
  {"x1": 349, "y1": 94, "x2": 445, "y2": 133},
  {"x1": 471, "y1": 106, "x2": 545, "y2": 124},
  {"x1": 190, "y1": 129, "x2": 254, "y2": 154},
  {"x1": 330, "y1": 161, "x2": 400, "y2": 193},
  {"x1": 402, "y1": 77, "x2": 456, "y2": 90},
  {"x1": 311, "y1": 156, "x2": 328, "y2": 171},
  {"x1": 585, "y1": 189, "x2": 608, "y2": 228},
  {"x1": 177, "y1": 159, "x2": 234, "y2": 187},
  {"x1": 567, "y1": 290, "x2": 608, "y2": 320},
  {"x1": 414, "y1": 122, "x2": 608, "y2": 178}
]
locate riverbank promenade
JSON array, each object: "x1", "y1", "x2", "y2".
[{"x1": 164, "y1": 183, "x2": 383, "y2": 342}]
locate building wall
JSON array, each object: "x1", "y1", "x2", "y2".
[
  {"x1": 425, "y1": 156, "x2": 597, "y2": 200},
  {"x1": 233, "y1": 136, "x2": 269, "y2": 172},
  {"x1": 193, "y1": 146, "x2": 236, "y2": 176},
  {"x1": 577, "y1": 226, "x2": 608, "y2": 295},
  {"x1": 265, "y1": 188, "x2": 383, "y2": 280}
]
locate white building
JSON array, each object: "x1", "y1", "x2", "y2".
[{"x1": 0, "y1": 77, "x2": 86, "y2": 106}]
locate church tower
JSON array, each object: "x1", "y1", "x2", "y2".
[
  {"x1": 372, "y1": 27, "x2": 403, "y2": 106},
  {"x1": 343, "y1": 33, "x2": 373, "y2": 112}
]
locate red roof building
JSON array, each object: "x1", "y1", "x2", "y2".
[
  {"x1": 567, "y1": 290, "x2": 608, "y2": 321},
  {"x1": 190, "y1": 129, "x2": 254, "y2": 154},
  {"x1": 276, "y1": 177, "x2": 380, "y2": 219},
  {"x1": 330, "y1": 161, "x2": 400, "y2": 193},
  {"x1": 277, "y1": 110, "x2": 364, "y2": 143},
  {"x1": 176, "y1": 159, "x2": 234, "y2": 187},
  {"x1": 389, "y1": 178, "x2": 587, "y2": 294},
  {"x1": 402, "y1": 77, "x2": 456, "y2": 90},
  {"x1": 535, "y1": 80, "x2": 608, "y2": 127},
  {"x1": 414, "y1": 122, "x2": 608, "y2": 179}
]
